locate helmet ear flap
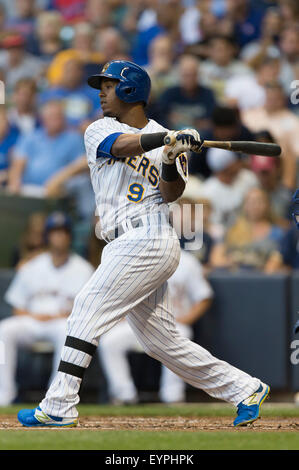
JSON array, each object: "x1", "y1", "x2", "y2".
[
  {"x1": 116, "y1": 82, "x2": 138, "y2": 102},
  {"x1": 124, "y1": 86, "x2": 135, "y2": 95}
]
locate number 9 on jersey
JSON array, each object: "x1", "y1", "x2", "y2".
[{"x1": 127, "y1": 183, "x2": 145, "y2": 203}]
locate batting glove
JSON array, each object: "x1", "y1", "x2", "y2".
[
  {"x1": 176, "y1": 129, "x2": 203, "y2": 153},
  {"x1": 162, "y1": 142, "x2": 190, "y2": 165},
  {"x1": 164, "y1": 129, "x2": 203, "y2": 154}
]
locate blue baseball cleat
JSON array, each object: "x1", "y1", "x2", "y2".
[
  {"x1": 233, "y1": 383, "x2": 270, "y2": 427},
  {"x1": 17, "y1": 406, "x2": 78, "y2": 427}
]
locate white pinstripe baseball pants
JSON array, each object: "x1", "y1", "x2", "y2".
[{"x1": 40, "y1": 221, "x2": 260, "y2": 418}]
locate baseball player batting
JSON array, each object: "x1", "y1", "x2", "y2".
[{"x1": 18, "y1": 60, "x2": 269, "y2": 428}]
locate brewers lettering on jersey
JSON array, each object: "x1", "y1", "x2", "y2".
[{"x1": 18, "y1": 60, "x2": 270, "y2": 428}]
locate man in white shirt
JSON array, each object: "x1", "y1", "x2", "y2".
[
  {"x1": 0, "y1": 212, "x2": 94, "y2": 406},
  {"x1": 198, "y1": 148, "x2": 258, "y2": 232}
]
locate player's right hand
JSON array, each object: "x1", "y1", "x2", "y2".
[{"x1": 162, "y1": 143, "x2": 188, "y2": 165}]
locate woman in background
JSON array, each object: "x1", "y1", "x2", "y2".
[{"x1": 210, "y1": 187, "x2": 285, "y2": 273}]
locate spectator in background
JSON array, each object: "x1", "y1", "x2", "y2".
[
  {"x1": 145, "y1": 34, "x2": 178, "y2": 101},
  {"x1": 0, "y1": 212, "x2": 94, "y2": 406},
  {"x1": 189, "y1": 105, "x2": 254, "y2": 179},
  {"x1": 0, "y1": 32, "x2": 43, "y2": 94},
  {"x1": 84, "y1": 0, "x2": 115, "y2": 28},
  {"x1": 4, "y1": 0, "x2": 36, "y2": 41},
  {"x1": 12, "y1": 212, "x2": 46, "y2": 267},
  {"x1": 7, "y1": 78, "x2": 39, "y2": 135},
  {"x1": 71, "y1": 22, "x2": 105, "y2": 78},
  {"x1": 224, "y1": 58, "x2": 280, "y2": 111},
  {"x1": 179, "y1": 0, "x2": 213, "y2": 47},
  {"x1": 0, "y1": 4, "x2": 6, "y2": 30},
  {"x1": 45, "y1": 155, "x2": 95, "y2": 221},
  {"x1": 7, "y1": 100, "x2": 85, "y2": 197},
  {"x1": 240, "y1": 7, "x2": 281, "y2": 68},
  {"x1": 279, "y1": 224, "x2": 299, "y2": 270},
  {"x1": 158, "y1": 54, "x2": 216, "y2": 130},
  {"x1": 210, "y1": 187, "x2": 284, "y2": 273},
  {"x1": 200, "y1": 35, "x2": 252, "y2": 100},
  {"x1": 242, "y1": 82, "x2": 299, "y2": 159},
  {"x1": 131, "y1": 0, "x2": 183, "y2": 66},
  {"x1": 40, "y1": 57, "x2": 99, "y2": 129},
  {"x1": 0, "y1": 107, "x2": 20, "y2": 187},
  {"x1": 279, "y1": 0, "x2": 299, "y2": 24},
  {"x1": 122, "y1": 0, "x2": 158, "y2": 39},
  {"x1": 46, "y1": 23, "x2": 105, "y2": 87},
  {"x1": 279, "y1": 26, "x2": 299, "y2": 97},
  {"x1": 99, "y1": 248, "x2": 213, "y2": 405},
  {"x1": 50, "y1": 0, "x2": 86, "y2": 23},
  {"x1": 226, "y1": 0, "x2": 265, "y2": 48},
  {"x1": 26, "y1": 10, "x2": 65, "y2": 63},
  {"x1": 96, "y1": 27, "x2": 130, "y2": 63},
  {"x1": 250, "y1": 130, "x2": 296, "y2": 223},
  {"x1": 196, "y1": 148, "x2": 258, "y2": 232}
]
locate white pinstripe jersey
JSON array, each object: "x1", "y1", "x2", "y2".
[{"x1": 84, "y1": 117, "x2": 188, "y2": 235}]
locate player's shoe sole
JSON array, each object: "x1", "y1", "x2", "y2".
[
  {"x1": 233, "y1": 383, "x2": 270, "y2": 427},
  {"x1": 17, "y1": 407, "x2": 78, "y2": 427}
]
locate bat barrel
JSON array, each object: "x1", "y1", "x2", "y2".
[
  {"x1": 203, "y1": 140, "x2": 281, "y2": 157},
  {"x1": 229, "y1": 141, "x2": 281, "y2": 157}
]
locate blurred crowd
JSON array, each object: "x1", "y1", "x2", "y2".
[{"x1": 0, "y1": 0, "x2": 298, "y2": 274}]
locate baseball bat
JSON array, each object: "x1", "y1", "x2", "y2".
[{"x1": 163, "y1": 135, "x2": 281, "y2": 157}]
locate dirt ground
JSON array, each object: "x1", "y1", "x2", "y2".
[{"x1": 1, "y1": 415, "x2": 299, "y2": 432}]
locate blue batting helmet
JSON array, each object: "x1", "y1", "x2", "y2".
[
  {"x1": 292, "y1": 189, "x2": 299, "y2": 230},
  {"x1": 87, "y1": 60, "x2": 151, "y2": 105}
]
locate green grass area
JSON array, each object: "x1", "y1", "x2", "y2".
[
  {"x1": 0, "y1": 430, "x2": 298, "y2": 450},
  {"x1": 0, "y1": 404, "x2": 298, "y2": 450}
]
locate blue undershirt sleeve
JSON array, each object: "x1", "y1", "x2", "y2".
[{"x1": 96, "y1": 132, "x2": 123, "y2": 159}]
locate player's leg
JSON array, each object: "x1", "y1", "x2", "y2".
[
  {"x1": 37, "y1": 227, "x2": 180, "y2": 419},
  {"x1": 41, "y1": 318, "x2": 68, "y2": 386},
  {"x1": 0, "y1": 316, "x2": 43, "y2": 405},
  {"x1": 159, "y1": 323, "x2": 192, "y2": 403},
  {"x1": 127, "y1": 282, "x2": 261, "y2": 407},
  {"x1": 98, "y1": 320, "x2": 139, "y2": 403}
]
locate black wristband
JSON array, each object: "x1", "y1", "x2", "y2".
[
  {"x1": 140, "y1": 132, "x2": 168, "y2": 152},
  {"x1": 161, "y1": 162, "x2": 179, "y2": 182}
]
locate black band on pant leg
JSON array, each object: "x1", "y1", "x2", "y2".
[
  {"x1": 58, "y1": 360, "x2": 86, "y2": 379},
  {"x1": 64, "y1": 336, "x2": 97, "y2": 356}
]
